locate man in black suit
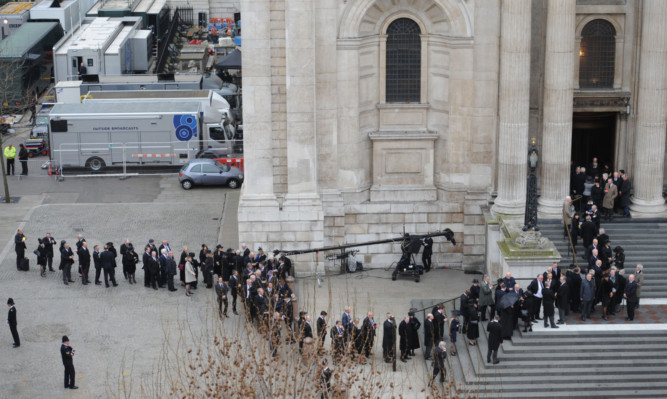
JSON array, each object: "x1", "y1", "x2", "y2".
[
  {"x1": 486, "y1": 316, "x2": 503, "y2": 364},
  {"x1": 527, "y1": 274, "x2": 544, "y2": 321},
  {"x1": 300, "y1": 314, "x2": 314, "y2": 352},
  {"x1": 319, "y1": 359, "x2": 332, "y2": 399},
  {"x1": 422, "y1": 235, "x2": 433, "y2": 272},
  {"x1": 61, "y1": 243, "x2": 75, "y2": 285},
  {"x1": 433, "y1": 305, "x2": 446, "y2": 342},
  {"x1": 254, "y1": 288, "x2": 269, "y2": 330},
  {"x1": 14, "y1": 229, "x2": 26, "y2": 270},
  {"x1": 60, "y1": 336, "x2": 77, "y2": 389},
  {"x1": 619, "y1": 175, "x2": 632, "y2": 217},
  {"x1": 382, "y1": 313, "x2": 395, "y2": 363},
  {"x1": 330, "y1": 320, "x2": 345, "y2": 363},
  {"x1": 557, "y1": 276, "x2": 569, "y2": 324},
  {"x1": 229, "y1": 270, "x2": 239, "y2": 315},
  {"x1": 100, "y1": 244, "x2": 118, "y2": 288},
  {"x1": 624, "y1": 274, "x2": 639, "y2": 321},
  {"x1": 580, "y1": 215, "x2": 598, "y2": 249},
  {"x1": 42, "y1": 233, "x2": 56, "y2": 272},
  {"x1": 423, "y1": 313, "x2": 435, "y2": 360},
  {"x1": 542, "y1": 282, "x2": 558, "y2": 328},
  {"x1": 159, "y1": 249, "x2": 169, "y2": 288},
  {"x1": 166, "y1": 251, "x2": 178, "y2": 292},
  {"x1": 317, "y1": 311, "x2": 328, "y2": 353},
  {"x1": 77, "y1": 242, "x2": 91, "y2": 285},
  {"x1": 215, "y1": 277, "x2": 229, "y2": 317},
  {"x1": 142, "y1": 246, "x2": 152, "y2": 287},
  {"x1": 361, "y1": 311, "x2": 376, "y2": 361},
  {"x1": 7, "y1": 298, "x2": 19, "y2": 348}
]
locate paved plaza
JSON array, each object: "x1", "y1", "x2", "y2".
[{"x1": 0, "y1": 173, "x2": 471, "y2": 398}]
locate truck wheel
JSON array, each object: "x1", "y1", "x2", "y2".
[
  {"x1": 227, "y1": 179, "x2": 239, "y2": 189},
  {"x1": 86, "y1": 157, "x2": 105, "y2": 172},
  {"x1": 27, "y1": 152, "x2": 34, "y2": 158},
  {"x1": 181, "y1": 180, "x2": 193, "y2": 190}
]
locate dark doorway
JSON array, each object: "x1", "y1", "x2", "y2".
[{"x1": 571, "y1": 112, "x2": 616, "y2": 171}]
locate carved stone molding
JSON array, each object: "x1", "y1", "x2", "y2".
[{"x1": 573, "y1": 91, "x2": 631, "y2": 112}]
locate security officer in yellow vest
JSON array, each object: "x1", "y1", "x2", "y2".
[{"x1": 4, "y1": 144, "x2": 15, "y2": 176}]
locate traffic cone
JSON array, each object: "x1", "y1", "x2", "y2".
[{"x1": 48, "y1": 164, "x2": 52, "y2": 176}]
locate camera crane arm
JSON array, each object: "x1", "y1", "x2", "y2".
[{"x1": 278, "y1": 229, "x2": 456, "y2": 257}]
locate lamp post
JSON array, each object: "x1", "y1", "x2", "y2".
[{"x1": 523, "y1": 137, "x2": 539, "y2": 231}]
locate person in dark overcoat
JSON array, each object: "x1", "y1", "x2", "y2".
[
  {"x1": 423, "y1": 313, "x2": 435, "y2": 360},
  {"x1": 542, "y1": 283, "x2": 557, "y2": 328},
  {"x1": 407, "y1": 311, "x2": 421, "y2": 356},
  {"x1": 580, "y1": 216, "x2": 598, "y2": 249},
  {"x1": 486, "y1": 316, "x2": 503, "y2": 364},
  {"x1": 398, "y1": 316, "x2": 409, "y2": 362},
  {"x1": 466, "y1": 305, "x2": 479, "y2": 345},
  {"x1": 382, "y1": 313, "x2": 395, "y2": 363}
]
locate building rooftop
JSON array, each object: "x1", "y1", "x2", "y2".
[
  {"x1": 0, "y1": 22, "x2": 59, "y2": 59},
  {"x1": 0, "y1": 2, "x2": 33, "y2": 16}
]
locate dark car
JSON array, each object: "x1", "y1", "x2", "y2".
[{"x1": 178, "y1": 158, "x2": 244, "y2": 190}]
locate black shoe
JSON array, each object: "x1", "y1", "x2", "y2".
[
  {"x1": 95, "y1": 282, "x2": 101, "y2": 285},
  {"x1": 557, "y1": 321, "x2": 564, "y2": 324},
  {"x1": 535, "y1": 317, "x2": 543, "y2": 320},
  {"x1": 106, "y1": 285, "x2": 110, "y2": 288},
  {"x1": 70, "y1": 386, "x2": 78, "y2": 389},
  {"x1": 551, "y1": 325, "x2": 559, "y2": 329},
  {"x1": 64, "y1": 282, "x2": 68, "y2": 285},
  {"x1": 49, "y1": 268, "x2": 55, "y2": 272},
  {"x1": 153, "y1": 287, "x2": 158, "y2": 290},
  {"x1": 12, "y1": 344, "x2": 19, "y2": 348},
  {"x1": 400, "y1": 358, "x2": 407, "y2": 363},
  {"x1": 112, "y1": 283, "x2": 118, "y2": 287},
  {"x1": 492, "y1": 360, "x2": 500, "y2": 364},
  {"x1": 233, "y1": 310, "x2": 238, "y2": 315}
]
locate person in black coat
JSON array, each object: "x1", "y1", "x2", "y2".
[
  {"x1": 430, "y1": 341, "x2": 447, "y2": 385},
  {"x1": 421, "y1": 236, "x2": 433, "y2": 272},
  {"x1": 486, "y1": 316, "x2": 502, "y2": 364},
  {"x1": 407, "y1": 311, "x2": 421, "y2": 356},
  {"x1": 229, "y1": 270, "x2": 239, "y2": 315},
  {"x1": 398, "y1": 316, "x2": 409, "y2": 362},
  {"x1": 361, "y1": 312, "x2": 376, "y2": 360},
  {"x1": 624, "y1": 274, "x2": 639, "y2": 321},
  {"x1": 433, "y1": 305, "x2": 446, "y2": 341},
  {"x1": 123, "y1": 247, "x2": 139, "y2": 284},
  {"x1": 204, "y1": 252, "x2": 214, "y2": 288},
  {"x1": 7, "y1": 298, "x2": 19, "y2": 347},
  {"x1": 459, "y1": 290, "x2": 471, "y2": 333},
  {"x1": 619, "y1": 175, "x2": 632, "y2": 217},
  {"x1": 423, "y1": 313, "x2": 435, "y2": 360},
  {"x1": 60, "y1": 336, "x2": 77, "y2": 389},
  {"x1": 319, "y1": 359, "x2": 332, "y2": 399},
  {"x1": 557, "y1": 276, "x2": 569, "y2": 324},
  {"x1": 599, "y1": 273, "x2": 614, "y2": 320},
  {"x1": 466, "y1": 304, "x2": 480, "y2": 345},
  {"x1": 100, "y1": 244, "x2": 118, "y2": 288},
  {"x1": 42, "y1": 233, "x2": 56, "y2": 272},
  {"x1": 36, "y1": 239, "x2": 47, "y2": 277},
  {"x1": 60, "y1": 242, "x2": 75, "y2": 285},
  {"x1": 330, "y1": 320, "x2": 345, "y2": 363},
  {"x1": 14, "y1": 229, "x2": 26, "y2": 270},
  {"x1": 542, "y1": 283, "x2": 557, "y2": 328},
  {"x1": 580, "y1": 216, "x2": 598, "y2": 249},
  {"x1": 166, "y1": 251, "x2": 178, "y2": 292},
  {"x1": 77, "y1": 242, "x2": 91, "y2": 285},
  {"x1": 382, "y1": 313, "x2": 396, "y2": 363},
  {"x1": 141, "y1": 247, "x2": 152, "y2": 288},
  {"x1": 317, "y1": 311, "x2": 328, "y2": 352},
  {"x1": 567, "y1": 266, "x2": 582, "y2": 312}
]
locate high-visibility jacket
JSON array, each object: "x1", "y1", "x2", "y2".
[{"x1": 4, "y1": 146, "x2": 16, "y2": 159}]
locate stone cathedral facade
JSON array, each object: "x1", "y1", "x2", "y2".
[{"x1": 238, "y1": 0, "x2": 667, "y2": 273}]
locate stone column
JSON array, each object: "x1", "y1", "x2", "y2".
[
  {"x1": 285, "y1": 0, "x2": 318, "y2": 197},
  {"x1": 492, "y1": 0, "x2": 531, "y2": 215},
  {"x1": 538, "y1": 0, "x2": 576, "y2": 217},
  {"x1": 631, "y1": 0, "x2": 667, "y2": 214},
  {"x1": 238, "y1": 0, "x2": 275, "y2": 200}
]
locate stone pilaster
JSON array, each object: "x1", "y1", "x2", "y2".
[
  {"x1": 631, "y1": 0, "x2": 667, "y2": 214},
  {"x1": 238, "y1": 0, "x2": 274, "y2": 201},
  {"x1": 285, "y1": 0, "x2": 318, "y2": 197},
  {"x1": 538, "y1": 0, "x2": 576, "y2": 217},
  {"x1": 492, "y1": 0, "x2": 531, "y2": 215}
]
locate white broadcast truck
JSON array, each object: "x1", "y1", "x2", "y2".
[
  {"x1": 82, "y1": 89, "x2": 238, "y2": 145},
  {"x1": 49, "y1": 101, "x2": 217, "y2": 171}
]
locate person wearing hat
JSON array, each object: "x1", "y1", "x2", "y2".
[
  {"x1": 60, "y1": 336, "x2": 77, "y2": 389},
  {"x1": 7, "y1": 298, "x2": 19, "y2": 348},
  {"x1": 146, "y1": 238, "x2": 157, "y2": 254}
]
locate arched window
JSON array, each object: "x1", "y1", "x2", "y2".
[
  {"x1": 386, "y1": 18, "x2": 421, "y2": 102},
  {"x1": 579, "y1": 19, "x2": 616, "y2": 89}
]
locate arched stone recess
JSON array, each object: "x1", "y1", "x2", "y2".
[{"x1": 336, "y1": 0, "x2": 473, "y2": 201}]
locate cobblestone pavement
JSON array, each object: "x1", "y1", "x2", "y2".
[{"x1": 0, "y1": 174, "x2": 471, "y2": 398}]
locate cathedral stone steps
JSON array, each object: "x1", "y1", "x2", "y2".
[
  {"x1": 444, "y1": 320, "x2": 667, "y2": 397},
  {"x1": 540, "y1": 219, "x2": 667, "y2": 298}
]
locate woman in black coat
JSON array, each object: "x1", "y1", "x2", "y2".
[
  {"x1": 122, "y1": 249, "x2": 139, "y2": 284},
  {"x1": 407, "y1": 312, "x2": 421, "y2": 356},
  {"x1": 466, "y1": 306, "x2": 480, "y2": 345},
  {"x1": 499, "y1": 306, "x2": 514, "y2": 339},
  {"x1": 179, "y1": 247, "x2": 188, "y2": 286},
  {"x1": 599, "y1": 274, "x2": 614, "y2": 320}
]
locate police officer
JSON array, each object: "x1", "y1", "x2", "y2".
[
  {"x1": 7, "y1": 298, "x2": 19, "y2": 348},
  {"x1": 4, "y1": 144, "x2": 16, "y2": 175},
  {"x1": 60, "y1": 336, "x2": 77, "y2": 389}
]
